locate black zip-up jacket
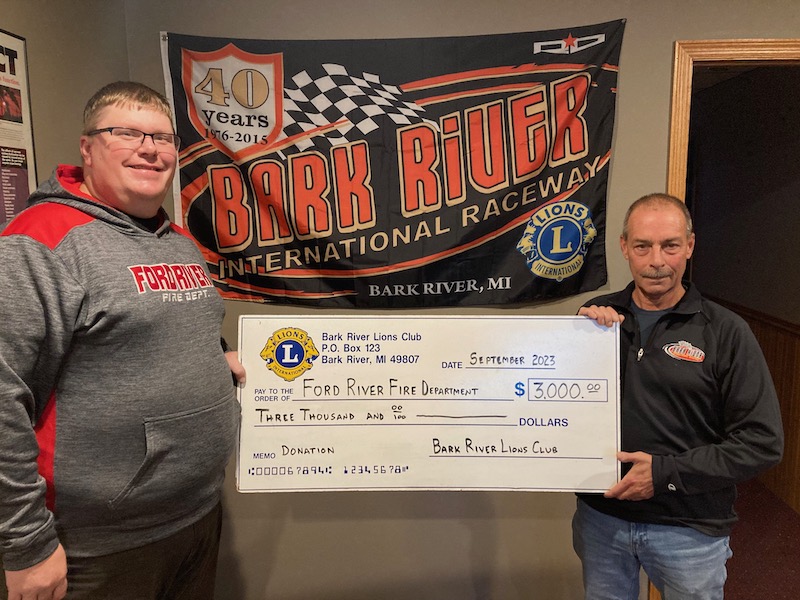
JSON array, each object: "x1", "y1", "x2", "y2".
[{"x1": 578, "y1": 282, "x2": 783, "y2": 536}]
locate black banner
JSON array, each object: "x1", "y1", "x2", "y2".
[{"x1": 162, "y1": 20, "x2": 624, "y2": 307}]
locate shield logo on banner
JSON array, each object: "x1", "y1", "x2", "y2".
[{"x1": 180, "y1": 44, "x2": 283, "y2": 160}]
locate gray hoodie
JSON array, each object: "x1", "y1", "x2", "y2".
[{"x1": 0, "y1": 165, "x2": 239, "y2": 570}]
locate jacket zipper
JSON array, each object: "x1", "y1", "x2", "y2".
[{"x1": 637, "y1": 314, "x2": 670, "y2": 362}]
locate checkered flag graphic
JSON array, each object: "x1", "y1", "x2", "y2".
[{"x1": 277, "y1": 63, "x2": 430, "y2": 154}]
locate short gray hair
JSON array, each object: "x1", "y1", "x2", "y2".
[{"x1": 621, "y1": 193, "x2": 693, "y2": 239}]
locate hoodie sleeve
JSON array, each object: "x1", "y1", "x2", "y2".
[
  {"x1": 650, "y1": 314, "x2": 784, "y2": 496},
  {"x1": 0, "y1": 228, "x2": 86, "y2": 571}
]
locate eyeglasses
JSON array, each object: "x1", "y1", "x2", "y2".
[{"x1": 87, "y1": 127, "x2": 181, "y2": 150}]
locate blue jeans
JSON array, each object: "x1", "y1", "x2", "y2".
[{"x1": 572, "y1": 499, "x2": 732, "y2": 600}]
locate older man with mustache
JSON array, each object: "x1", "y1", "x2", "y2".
[{"x1": 572, "y1": 193, "x2": 783, "y2": 600}]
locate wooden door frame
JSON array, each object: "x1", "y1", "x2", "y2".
[{"x1": 667, "y1": 39, "x2": 800, "y2": 200}]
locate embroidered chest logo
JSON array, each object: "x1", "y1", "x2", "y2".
[
  {"x1": 129, "y1": 263, "x2": 213, "y2": 293},
  {"x1": 662, "y1": 340, "x2": 705, "y2": 363}
]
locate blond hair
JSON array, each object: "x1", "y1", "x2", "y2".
[{"x1": 82, "y1": 81, "x2": 173, "y2": 134}]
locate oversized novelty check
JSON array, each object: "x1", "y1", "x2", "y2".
[{"x1": 237, "y1": 315, "x2": 620, "y2": 492}]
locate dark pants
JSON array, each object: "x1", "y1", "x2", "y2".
[{"x1": 2, "y1": 503, "x2": 223, "y2": 600}]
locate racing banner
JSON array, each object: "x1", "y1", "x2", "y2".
[{"x1": 160, "y1": 20, "x2": 624, "y2": 307}]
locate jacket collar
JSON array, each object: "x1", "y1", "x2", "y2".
[{"x1": 605, "y1": 281, "x2": 703, "y2": 317}]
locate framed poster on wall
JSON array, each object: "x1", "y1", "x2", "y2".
[{"x1": 0, "y1": 28, "x2": 36, "y2": 224}]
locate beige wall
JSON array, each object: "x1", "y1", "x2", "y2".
[
  {"x1": 4, "y1": 1, "x2": 800, "y2": 597},
  {"x1": 0, "y1": 0, "x2": 129, "y2": 177}
]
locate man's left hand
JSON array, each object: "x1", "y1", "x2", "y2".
[{"x1": 604, "y1": 451, "x2": 654, "y2": 501}]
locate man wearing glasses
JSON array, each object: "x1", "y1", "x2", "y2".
[{"x1": 0, "y1": 82, "x2": 243, "y2": 599}]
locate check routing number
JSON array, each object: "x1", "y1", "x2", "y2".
[{"x1": 237, "y1": 315, "x2": 620, "y2": 493}]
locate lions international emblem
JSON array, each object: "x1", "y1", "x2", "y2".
[
  {"x1": 260, "y1": 327, "x2": 319, "y2": 382},
  {"x1": 516, "y1": 200, "x2": 597, "y2": 281}
]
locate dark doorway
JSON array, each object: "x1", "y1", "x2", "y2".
[{"x1": 686, "y1": 64, "x2": 800, "y2": 325}]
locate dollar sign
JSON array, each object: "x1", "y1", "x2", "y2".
[{"x1": 515, "y1": 381, "x2": 525, "y2": 396}]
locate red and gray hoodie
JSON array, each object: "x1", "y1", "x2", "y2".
[{"x1": 0, "y1": 166, "x2": 238, "y2": 570}]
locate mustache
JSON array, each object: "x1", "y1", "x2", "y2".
[{"x1": 641, "y1": 269, "x2": 673, "y2": 279}]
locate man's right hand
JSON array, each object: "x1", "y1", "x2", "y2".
[
  {"x1": 4, "y1": 544, "x2": 67, "y2": 600},
  {"x1": 578, "y1": 305, "x2": 625, "y2": 328}
]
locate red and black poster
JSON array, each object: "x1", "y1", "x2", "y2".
[{"x1": 161, "y1": 20, "x2": 624, "y2": 307}]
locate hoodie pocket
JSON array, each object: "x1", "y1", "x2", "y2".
[{"x1": 108, "y1": 395, "x2": 238, "y2": 513}]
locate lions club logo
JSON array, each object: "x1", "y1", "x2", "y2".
[
  {"x1": 260, "y1": 327, "x2": 319, "y2": 382},
  {"x1": 516, "y1": 200, "x2": 597, "y2": 281}
]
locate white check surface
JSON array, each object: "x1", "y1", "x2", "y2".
[{"x1": 237, "y1": 315, "x2": 620, "y2": 493}]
